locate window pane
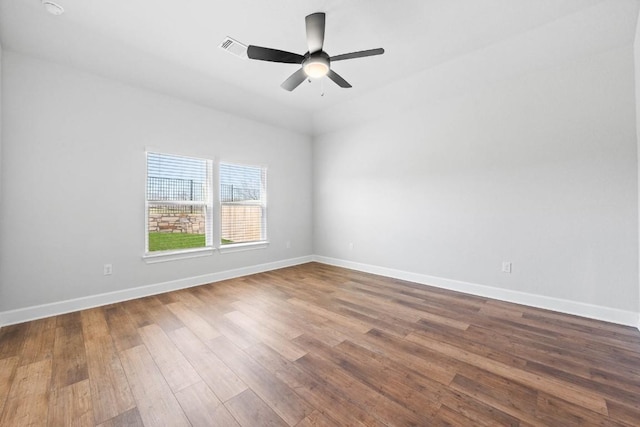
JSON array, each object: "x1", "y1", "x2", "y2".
[
  {"x1": 147, "y1": 204, "x2": 206, "y2": 252},
  {"x1": 145, "y1": 151, "x2": 212, "y2": 254},
  {"x1": 220, "y1": 163, "x2": 266, "y2": 245},
  {"x1": 220, "y1": 163, "x2": 263, "y2": 202},
  {"x1": 147, "y1": 153, "x2": 208, "y2": 202},
  {"x1": 221, "y1": 204, "x2": 263, "y2": 244}
]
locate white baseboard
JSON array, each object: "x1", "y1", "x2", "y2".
[
  {"x1": 0, "y1": 256, "x2": 313, "y2": 327},
  {"x1": 313, "y1": 255, "x2": 640, "y2": 329},
  {"x1": 2, "y1": 254, "x2": 638, "y2": 331}
]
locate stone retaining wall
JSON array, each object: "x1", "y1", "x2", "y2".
[
  {"x1": 148, "y1": 213, "x2": 205, "y2": 234},
  {"x1": 148, "y1": 206, "x2": 263, "y2": 243}
]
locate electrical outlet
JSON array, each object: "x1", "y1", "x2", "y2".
[
  {"x1": 103, "y1": 264, "x2": 113, "y2": 276},
  {"x1": 348, "y1": 242, "x2": 354, "y2": 251},
  {"x1": 285, "y1": 241, "x2": 291, "y2": 249},
  {"x1": 502, "y1": 261, "x2": 512, "y2": 274}
]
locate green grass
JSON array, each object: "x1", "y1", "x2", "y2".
[
  {"x1": 148, "y1": 233, "x2": 237, "y2": 251},
  {"x1": 148, "y1": 232, "x2": 205, "y2": 252}
]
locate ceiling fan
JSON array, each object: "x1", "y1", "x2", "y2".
[{"x1": 246, "y1": 12, "x2": 384, "y2": 91}]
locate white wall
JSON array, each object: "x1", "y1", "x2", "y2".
[
  {"x1": 314, "y1": 45, "x2": 639, "y2": 318},
  {"x1": 1, "y1": 35, "x2": 639, "y2": 327},
  {"x1": 0, "y1": 51, "x2": 312, "y2": 315},
  {"x1": 636, "y1": 9, "x2": 640, "y2": 326},
  {"x1": 0, "y1": 42, "x2": 3, "y2": 303}
]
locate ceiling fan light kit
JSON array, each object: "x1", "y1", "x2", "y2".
[
  {"x1": 303, "y1": 53, "x2": 330, "y2": 78},
  {"x1": 245, "y1": 12, "x2": 384, "y2": 91}
]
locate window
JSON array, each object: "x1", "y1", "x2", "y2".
[
  {"x1": 145, "y1": 152, "x2": 213, "y2": 254},
  {"x1": 220, "y1": 163, "x2": 267, "y2": 246}
]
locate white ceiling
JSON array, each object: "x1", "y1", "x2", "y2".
[{"x1": 0, "y1": 0, "x2": 638, "y2": 135}]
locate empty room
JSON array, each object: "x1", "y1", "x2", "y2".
[{"x1": 1, "y1": 0, "x2": 640, "y2": 425}]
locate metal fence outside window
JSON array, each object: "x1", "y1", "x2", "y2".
[
  {"x1": 220, "y1": 184, "x2": 260, "y2": 202},
  {"x1": 148, "y1": 177, "x2": 259, "y2": 204},
  {"x1": 147, "y1": 176, "x2": 206, "y2": 202}
]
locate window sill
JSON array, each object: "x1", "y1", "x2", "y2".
[
  {"x1": 143, "y1": 247, "x2": 214, "y2": 264},
  {"x1": 218, "y1": 241, "x2": 269, "y2": 254}
]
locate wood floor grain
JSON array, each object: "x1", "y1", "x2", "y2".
[{"x1": 1, "y1": 262, "x2": 639, "y2": 426}]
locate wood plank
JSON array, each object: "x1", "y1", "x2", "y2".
[
  {"x1": 47, "y1": 379, "x2": 93, "y2": 426},
  {"x1": 137, "y1": 324, "x2": 201, "y2": 393},
  {"x1": 192, "y1": 306, "x2": 261, "y2": 350},
  {"x1": 166, "y1": 301, "x2": 221, "y2": 341},
  {"x1": 411, "y1": 320, "x2": 531, "y2": 370},
  {"x1": 80, "y1": 308, "x2": 110, "y2": 340},
  {"x1": 287, "y1": 297, "x2": 372, "y2": 334},
  {"x1": 104, "y1": 305, "x2": 142, "y2": 352},
  {"x1": 19, "y1": 317, "x2": 56, "y2": 366},
  {"x1": 123, "y1": 296, "x2": 186, "y2": 333},
  {"x1": 605, "y1": 400, "x2": 640, "y2": 427},
  {"x1": 208, "y1": 335, "x2": 313, "y2": 426},
  {"x1": 224, "y1": 389, "x2": 288, "y2": 427},
  {"x1": 356, "y1": 328, "x2": 458, "y2": 386},
  {"x1": 329, "y1": 299, "x2": 416, "y2": 338},
  {"x1": 0, "y1": 359, "x2": 52, "y2": 427},
  {"x1": 438, "y1": 389, "x2": 524, "y2": 427},
  {"x1": 336, "y1": 283, "x2": 470, "y2": 330},
  {"x1": 293, "y1": 338, "x2": 435, "y2": 426},
  {"x1": 84, "y1": 335, "x2": 135, "y2": 424},
  {"x1": 525, "y1": 359, "x2": 640, "y2": 412},
  {"x1": 96, "y1": 408, "x2": 144, "y2": 427},
  {"x1": 174, "y1": 381, "x2": 240, "y2": 427},
  {"x1": 0, "y1": 357, "x2": 19, "y2": 418},
  {"x1": 433, "y1": 405, "x2": 481, "y2": 427},
  {"x1": 231, "y1": 300, "x2": 304, "y2": 340},
  {"x1": 448, "y1": 372, "x2": 542, "y2": 425},
  {"x1": 146, "y1": 297, "x2": 188, "y2": 332},
  {"x1": 294, "y1": 410, "x2": 336, "y2": 427},
  {"x1": 51, "y1": 318, "x2": 88, "y2": 389},
  {"x1": 168, "y1": 326, "x2": 247, "y2": 402},
  {"x1": 172, "y1": 288, "x2": 207, "y2": 308},
  {"x1": 232, "y1": 295, "x2": 348, "y2": 347},
  {"x1": 406, "y1": 331, "x2": 609, "y2": 415},
  {"x1": 0, "y1": 323, "x2": 29, "y2": 359},
  {"x1": 246, "y1": 343, "x2": 385, "y2": 426},
  {"x1": 329, "y1": 338, "x2": 443, "y2": 410},
  {"x1": 224, "y1": 310, "x2": 307, "y2": 361},
  {"x1": 535, "y1": 392, "x2": 620, "y2": 426},
  {"x1": 478, "y1": 303, "x2": 524, "y2": 320},
  {"x1": 120, "y1": 298, "x2": 154, "y2": 329},
  {"x1": 119, "y1": 345, "x2": 190, "y2": 427}
]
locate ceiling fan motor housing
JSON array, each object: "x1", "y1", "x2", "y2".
[{"x1": 303, "y1": 51, "x2": 330, "y2": 78}]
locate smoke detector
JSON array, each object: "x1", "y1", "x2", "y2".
[{"x1": 42, "y1": 1, "x2": 64, "y2": 16}]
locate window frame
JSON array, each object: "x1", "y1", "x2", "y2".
[
  {"x1": 218, "y1": 161, "x2": 268, "y2": 253},
  {"x1": 143, "y1": 150, "x2": 215, "y2": 262}
]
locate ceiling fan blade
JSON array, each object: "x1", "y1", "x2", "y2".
[
  {"x1": 305, "y1": 12, "x2": 326, "y2": 53},
  {"x1": 326, "y1": 69, "x2": 352, "y2": 88},
  {"x1": 247, "y1": 45, "x2": 304, "y2": 64},
  {"x1": 281, "y1": 68, "x2": 308, "y2": 91},
  {"x1": 330, "y1": 48, "x2": 385, "y2": 62}
]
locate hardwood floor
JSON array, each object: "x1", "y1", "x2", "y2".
[{"x1": 1, "y1": 262, "x2": 640, "y2": 426}]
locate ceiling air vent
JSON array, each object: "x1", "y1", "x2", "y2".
[{"x1": 219, "y1": 37, "x2": 248, "y2": 58}]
